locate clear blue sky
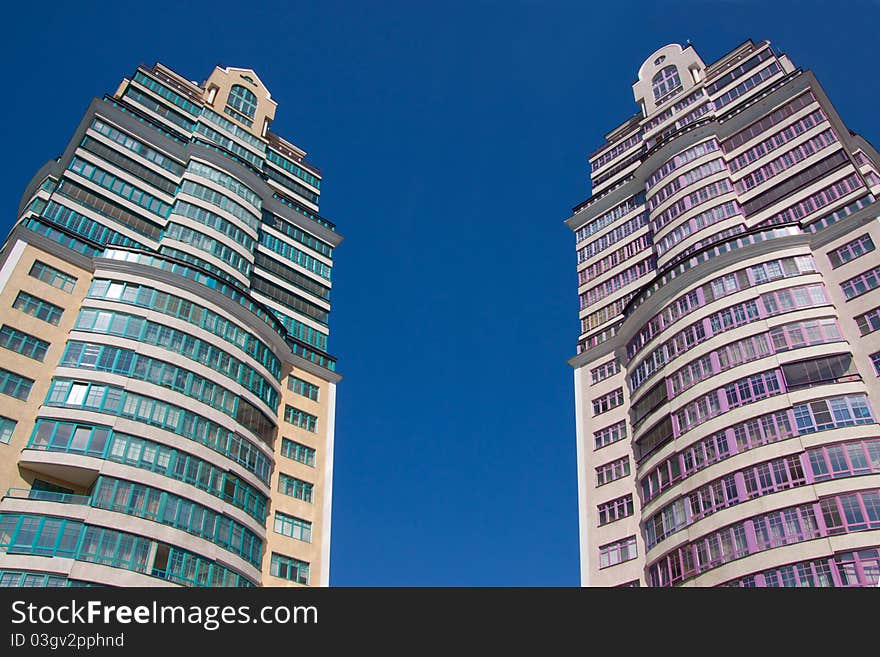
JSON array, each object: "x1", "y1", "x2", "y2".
[{"x1": 2, "y1": 1, "x2": 879, "y2": 585}]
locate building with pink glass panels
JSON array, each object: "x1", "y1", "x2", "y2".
[{"x1": 569, "y1": 39, "x2": 880, "y2": 587}]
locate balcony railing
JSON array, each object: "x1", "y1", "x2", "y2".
[{"x1": 4, "y1": 488, "x2": 90, "y2": 506}]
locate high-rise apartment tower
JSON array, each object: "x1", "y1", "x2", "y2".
[
  {"x1": 569, "y1": 39, "x2": 880, "y2": 587},
  {"x1": 0, "y1": 63, "x2": 341, "y2": 587}
]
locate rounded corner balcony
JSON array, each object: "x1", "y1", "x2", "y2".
[
  {"x1": 94, "y1": 247, "x2": 292, "y2": 354},
  {"x1": 0, "y1": 474, "x2": 266, "y2": 586},
  {"x1": 621, "y1": 223, "x2": 807, "y2": 329},
  {"x1": 613, "y1": 219, "x2": 880, "y2": 587}
]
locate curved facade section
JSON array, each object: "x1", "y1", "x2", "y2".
[
  {"x1": 0, "y1": 62, "x2": 342, "y2": 587},
  {"x1": 570, "y1": 39, "x2": 880, "y2": 587}
]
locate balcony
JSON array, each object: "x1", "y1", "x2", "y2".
[{"x1": 3, "y1": 488, "x2": 90, "y2": 506}]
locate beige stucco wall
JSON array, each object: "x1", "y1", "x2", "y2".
[
  {"x1": 263, "y1": 365, "x2": 333, "y2": 586},
  {"x1": 0, "y1": 240, "x2": 92, "y2": 495}
]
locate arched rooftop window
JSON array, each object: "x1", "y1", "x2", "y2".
[
  {"x1": 652, "y1": 66, "x2": 681, "y2": 101},
  {"x1": 228, "y1": 84, "x2": 258, "y2": 119}
]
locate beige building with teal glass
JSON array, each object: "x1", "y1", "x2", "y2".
[{"x1": 0, "y1": 63, "x2": 341, "y2": 587}]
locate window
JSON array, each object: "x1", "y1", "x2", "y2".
[
  {"x1": 770, "y1": 319, "x2": 841, "y2": 352},
  {"x1": 735, "y1": 129, "x2": 839, "y2": 194},
  {"x1": 742, "y1": 455, "x2": 806, "y2": 498},
  {"x1": 579, "y1": 257, "x2": 654, "y2": 307},
  {"x1": 820, "y1": 491, "x2": 880, "y2": 536},
  {"x1": 793, "y1": 395, "x2": 874, "y2": 434},
  {"x1": 79, "y1": 135, "x2": 177, "y2": 195},
  {"x1": 761, "y1": 285, "x2": 827, "y2": 316},
  {"x1": 178, "y1": 179, "x2": 259, "y2": 230},
  {"x1": 85, "y1": 279, "x2": 281, "y2": 378},
  {"x1": 288, "y1": 376, "x2": 319, "y2": 401},
  {"x1": 173, "y1": 201, "x2": 255, "y2": 250},
  {"x1": 577, "y1": 214, "x2": 649, "y2": 263},
  {"x1": 284, "y1": 405, "x2": 317, "y2": 433},
  {"x1": 40, "y1": 195, "x2": 152, "y2": 246},
  {"x1": 631, "y1": 381, "x2": 667, "y2": 427},
  {"x1": 68, "y1": 157, "x2": 171, "y2": 218},
  {"x1": 12, "y1": 292, "x2": 63, "y2": 325},
  {"x1": 60, "y1": 340, "x2": 277, "y2": 441},
  {"x1": 782, "y1": 355, "x2": 858, "y2": 390},
  {"x1": 186, "y1": 160, "x2": 261, "y2": 209},
  {"x1": 770, "y1": 173, "x2": 866, "y2": 228},
  {"x1": 227, "y1": 84, "x2": 258, "y2": 119},
  {"x1": 634, "y1": 416, "x2": 674, "y2": 463},
  {"x1": 574, "y1": 196, "x2": 639, "y2": 243},
  {"x1": 722, "y1": 91, "x2": 816, "y2": 152},
  {"x1": 598, "y1": 494, "x2": 634, "y2": 526},
  {"x1": 596, "y1": 457, "x2": 630, "y2": 486},
  {"x1": 277, "y1": 473, "x2": 314, "y2": 503},
  {"x1": 647, "y1": 139, "x2": 720, "y2": 189},
  {"x1": 835, "y1": 549, "x2": 880, "y2": 586},
  {"x1": 45, "y1": 379, "x2": 271, "y2": 484},
  {"x1": 28, "y1": 420, "x2": 267, "y2": 521},
  {"x1": 590, "y1": 360, "x2": 619, "y2": 385},
  {"x1": 281, "y1": 438, "x2": 316, "y2": 466},
  {"x1": 89, "y1": 476, "x2": 263, "y2": 567},
  {"x1": 710, "y1": 272, "x2": 741, "y2": 299},
  {"x1": 841, "y1": 264, "x2": 880, "y2": 300},
  {"x1": 808, "y1": 438, "x2": 880, "y2": 482},
  {"x1": 753, "y1": 505, "x2": 821, "y2": 551},
  {"x1": 593, "y1": 388, "x2": 624, "y2": 416},
  {"x1": 713, "y1": 61, "x2": 782, "y2": 110},
  {"x1": 91, "y1": 118, "x2": 185, "y2": 175},
  {"x1": 0, "y1": 513, "x2": 254, "y2": 587},
  {"x1": 0, "y1": 417, "x2": 16, "y2": 444},
  {"x1": 0, "y1": 369, "x2": 34, "y2": 401},
  {"x1": 599, "y1": 536, "x2": 637, "y2": 569},
  {"x1": 200, "y1": 107, "x2": 262, "y2": 147},
  {"x1": 707, "y1": 49, "x2": 774, "y2": 95},
  {"x1": 163, "y1": 223, "x2": 252, "y2": 276},
  {"x1": 28, "y1": 261, "x2": 77, "y2": 293},
  {"x1": 273, "y1": 511, "x2": 312, "y2": 543},
  {"x1": 132, "y1": 71, "x2": 201, "y2": 117},
  {"x1": 652, "y1": 66, "x2": 682, "y2": 101},
  {"x1": 648, "y1": 159, "x2": 727, "y2": 210},
  {"x1": 708, "y1": 300, "x2": 760, "y2": 333},
  {"x1": 728, "y1": 108, "x2": 827, "y2": 173},
  {"x1": 653, "y1": 180, "x2": 733, "y2": 231},
  {"x1": 729, "y1": 558, "x2": 835, "y2": 588},
  {"x1": 0, "y1": 326, "x2": 49, "y2": 361},
  {"x1": 594, "y1": 421, "x2": 626, "y2": 450},
  {"x1": 73, "y1": 308, "x2": 278, "y2": 410},
  {"x1": 260, "y1": 231, "x2": 332, "y2": 281},
  {"x1": 732, "y1": 411, "x2": 794, "y2": 453},
  {"x1": 857, "y1": 307, "x2": 880, "y2": 335},
  {"x1": 716, "y1": 334, "x2": 771, "y2": 371},
  {"x1": 0, "y1": 570, "x2": 69, "y2": 587},
  {"x1": 675, "y1": 391, "x2": 722, "y2": 433},
  {"x1": 828, "y1": 234, "x2": 875, "y2": 268},
  {"x1": 724, "y1": 371, "x2": 782, "y2": 409},
  {"x1": 644, "y1": 497, "x2": 690, "y2": 548},
  {"x1": 265, "y1": 151, "x2": 322, "y2": 190},
  {"x1": 871, "y1": 352, "x2": 880, "y2": 376},
  {"x1": 270, "y1": 553, "x2": 309, "y2": 585},
  {"x1": 641, "y1": 455, "x2": 684, "y2": 503}
]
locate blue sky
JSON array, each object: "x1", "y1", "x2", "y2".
[{"x1": 2, "y1": 1, "x2": 879, "y2": 585}]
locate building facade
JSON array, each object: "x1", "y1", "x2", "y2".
[
  {"x1": 569, "y1": 40, "x2": 880, "y2": 587},
  {"x1": 0, "y1": 63, "x2": 341, "y2": 587}
]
